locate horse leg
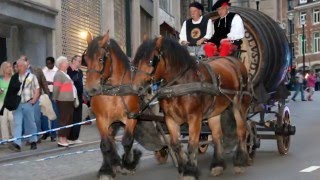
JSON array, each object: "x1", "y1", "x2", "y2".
[
  {"x1": 208, "y1": 115, "x2": 226, "y2": 177},
  {"x1": 232, "y1": 96, "x2": 249, "y2": 174},
  {"x1": 165, "y1": 117, "x2": 188, "y2": 176},
  {"x1": 120, "y1": 119, "x2": 142, "y2": 175},
  {"x1": 181, "y1": 115, "x2": 201, "y2": 180},
  {"x1": 96, "y1": 117, "x2": 121, "y2": 180}
]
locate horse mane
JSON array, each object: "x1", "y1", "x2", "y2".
[
  {"x1": 132, "y1": 39, "x2": 155, "y2": 66},
  {"x1": 87, "y1": 36, "x2": 130, "y2": 69},
  {"x1": 133, "y1": 38, "x2": 196, "y2": 73},
  {"x1": 160, "y1": 38, "x2": 196, "y2": 72}
]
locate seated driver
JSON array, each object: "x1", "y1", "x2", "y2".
[
  {"x1": 204, "y1": 0, "x2": 245, "y2": 57},
  {"x1": 179, "y1": 2, "x2": 214, "y2": 58}
]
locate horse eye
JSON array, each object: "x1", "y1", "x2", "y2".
[{"x1": 99, "y1": 58, "x2": 103, "y2": 63}]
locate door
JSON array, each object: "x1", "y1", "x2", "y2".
[{"x1": 0, "y1": 37, "x2": 6, "y2": 65}]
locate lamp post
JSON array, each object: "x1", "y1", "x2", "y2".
[
  {"x1": 288, "y1": 12, "x2": 294, "y2": 77},
  {"x1": 256, "y1": 0, "x2": 260, "y2": 11},
  {"x1": 301, "y1": 18, "x2": 306, "y2": 76}
]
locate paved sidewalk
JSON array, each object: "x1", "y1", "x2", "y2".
[{"x1": 0, "y1": 121, "x2": 100, "y2": 163}]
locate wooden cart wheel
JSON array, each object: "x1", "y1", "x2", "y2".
[
  {"x1": 198, "y1": 135, "x2": 209, "y2": 154},
  {"x1": 246, "y1": 120, "x2": 258, "y2": 165},
  {"x1": 154, "y1": 146, "x2": 169, "y2": 164},
  {"x1": 276, "y1": 105, "x2": 291, "y2": 155}
]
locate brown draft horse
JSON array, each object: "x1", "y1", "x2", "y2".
[
  {"x1": 84, "y1": 32, "x2": 141, "y2": 180},
  {"x1": 132, "y1": 37, "x2": 251, "y2": 179}
]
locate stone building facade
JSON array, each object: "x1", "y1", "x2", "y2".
[{"x1": 0, "y1": 0, "x2": 183, "y2": 67}]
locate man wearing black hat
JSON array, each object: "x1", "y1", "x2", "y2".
[
  {"x1": 207, "y1": 0, "x2": 245, "y2": 56},
  {"x1": 179, "y1": 2, "x2": 213, "y2": 58}
]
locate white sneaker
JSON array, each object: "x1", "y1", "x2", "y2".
[
  {"x1": 73, "y1": 140, "x2": 83, "y2": 144},
  {"x1": 68, "y1": 140, "x2": 75, "y2": 145}
]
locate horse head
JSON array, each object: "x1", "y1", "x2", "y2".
[
  {"x1": 132, "y1": 37, "x2": 197, "y2": 89},
  {"x1": 83, "y1": 31, "x2": 112, "y2": 95},
  {"x1": 84, "y1": 31, "x2": 131, "y2": 96},
  {"x1": 132, "y1": 36, "x2": 166, "y2": 89}
]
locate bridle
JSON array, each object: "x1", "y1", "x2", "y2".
[
  {"x1": 130, "y1": 50, "x2": 163, "y2": 81},
  {"x1": 83, "y1": 40, "x2": 113, "y2": 82}
]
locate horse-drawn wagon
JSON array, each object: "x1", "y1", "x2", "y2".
[
  {"x1": 134, "y1": 5, "x2": 296, "y2": 169},
  {"x1": 83, "y1": 6, "x2": 296, "y2": 180}
]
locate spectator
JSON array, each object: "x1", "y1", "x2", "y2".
[
  {"x1": 306, "y1": 70, "x2": 316, "y2": 101},
  {"x1": 20, "y1": 55, "x2": 50, "y2": 142},
  {"x1": 8, "y1": 59, "x2": 39, "y2": 151},
  {"x1": 41, "y1": 57, "x2": 59, "y2": 142},
  {"x1": 67, "y1": 55, "x2": 83, "y2": 144},
  {"x1": 315, "y1": 73, "x2": 320, "y2": 91},
  {"x1": 12, "y1": 61, "x2": 18, "y2": 74},
  {"x1": 53, "y1": 56, "x2": 75, "y2": 147},
  {"x1": 0, "y1": 61, "x2": 14, "y2": 140},
  {"x1": 291, "y1": 70, "x2": 306, "y2": 101}
]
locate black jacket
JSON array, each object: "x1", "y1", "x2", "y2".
[{"x1": 0, "y1": 73, "x2": 21, "y2": 114}]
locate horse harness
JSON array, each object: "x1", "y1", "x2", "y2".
[{"x1": 84, "y1": 41, "x2": 140, "y2": 119}]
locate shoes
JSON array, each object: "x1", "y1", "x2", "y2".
[
  {"x1": 8, "y1": 143, "x2": 21, "y2": 152},
  {"x1": 57, "y1": 142, "x2": 69, "y2": 147},
  {"x1": 37, "y1": 139, "x2": 41, "y2": 144},
  {"x1": 68, "y1": 139, "x2": 82, "y2": 145},
  {"x1": 41, "y1": 133, "x2": 49, "y2": 140},
  {"x1": 30, "y1": 142, "x2": 37, "y2": 150},
  {"x1": 51, "y1": 137, "x2": 56, "y2": 142},
  {"x1": 302, "y1": 99, "x2": 307, "y2": 101},
  {"x1": 291, "y1": 98, "x2": 296, "y2": 101}
]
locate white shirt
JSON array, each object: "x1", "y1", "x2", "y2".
[
  {"x1": 213, "y1": 13, "x2": 245, "y2": 41},
  {"x1": 179, "y1": 16, "x2": 214, "y2": 44},
  {"x1": 43, "y1": 66, "x2": 58, "y2": 92}
]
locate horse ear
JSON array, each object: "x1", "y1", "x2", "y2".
[
  {"x1": 101, "y1": 30, "x2": 110, "y2": 47},
  {"x1": 86, "y1": 31, "x2": 93, "y2": 45},
  {"x1": 143, "y1": 34, "x2": 149, "y2": 42},
  {"x1": 155, "y1": 36, "x2": 163, "y2": 50}
]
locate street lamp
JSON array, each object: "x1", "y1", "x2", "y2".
[
  {"x1": 301, "y1": 18, "x2": 306, "y2": 76},
  {"x1": 256, "y1": 0, "x2": 260, "y2": 11},
  {"x1": 288, "y1": 12, "x2": 294, "y2": 77}
]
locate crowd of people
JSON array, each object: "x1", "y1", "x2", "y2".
[
  {"x1": 291, "y1": 69, "x2": 318, "y2": 102},
  {"x1": 0, "y1": 55, "x2": 84, "y2": 152}
]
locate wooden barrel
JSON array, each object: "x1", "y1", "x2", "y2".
[{"x1": 206, "y1": 7, "x2": 290, "y2": 102}]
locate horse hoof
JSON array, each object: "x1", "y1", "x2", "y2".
[
  {"x1": 234, "y1": 166, "x2": 246, "y2": 174},
  {"x1": 181, "y1": 176, "x2": 196, "y2": 180},
  {"x1": 116, "y1": 166, "x2": 135, "y2": 175},
  {"x1": 99, "y1": 175, "x2": 114, "y2": 180},
  {"x1": 247, "y1": 158, "x2": 254, "y2": 166},
  {"x1": 210, "y1": 166, "x2": 224, "y2": 176}
]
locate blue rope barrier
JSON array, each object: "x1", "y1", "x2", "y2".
[{"x1": 0, "y1": 119, "x2": 96, "y2": 144}]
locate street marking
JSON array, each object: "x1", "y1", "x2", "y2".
[{"x1": 300, "y1": 166, "x2": 320, "y2": 172}]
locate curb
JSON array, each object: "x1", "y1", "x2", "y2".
[{"x1": 0, "y1": 139, "x2": 100, "y2": 164}]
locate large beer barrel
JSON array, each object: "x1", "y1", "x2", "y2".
[{"x1": 206, "y1": 7, "x2": 290, "y2": 103}]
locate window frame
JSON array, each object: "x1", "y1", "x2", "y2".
[
  {"x1": 299, "y1": 34, "x2": 307, "y2": 55},
  {"x1": 314, "y1": 32, "x2": 320, "y2": 53},
  {"x1": 313, "y1": 9, "x2": 320, "y2": 24}
]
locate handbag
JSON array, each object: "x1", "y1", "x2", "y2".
[{"x1": 4, "y1": 73, "x2": 30, "y2": 111}]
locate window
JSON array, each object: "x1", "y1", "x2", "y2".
[
  {"x1": 288, "y1": 0, "x2": 294, "y2": 11},
  {"x1": 314, "y1": 9, "x2": 320, "y2": 24},
  {"x1": 140, "y1": 8, "x2": 152, "y2": 41},
  {"x1": 160, "y1": 0, "x2": 171, "y2": 14},
  {"x1": 300, "y1": 34, "x2": 307, "y2": 55},
  {"x1": 300, "y1": 11, "x2": 307, "y2": 25},
  {"x1": 299, "y1": 0, "x2": 307, "y2": 4},
  {"x1": 314, "y1": 32, "x2": 320, "y2": 53}
]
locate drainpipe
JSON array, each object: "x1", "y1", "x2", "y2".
[{"x1": 125, "y1": 0, "x2": 132, "y2": 57}]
